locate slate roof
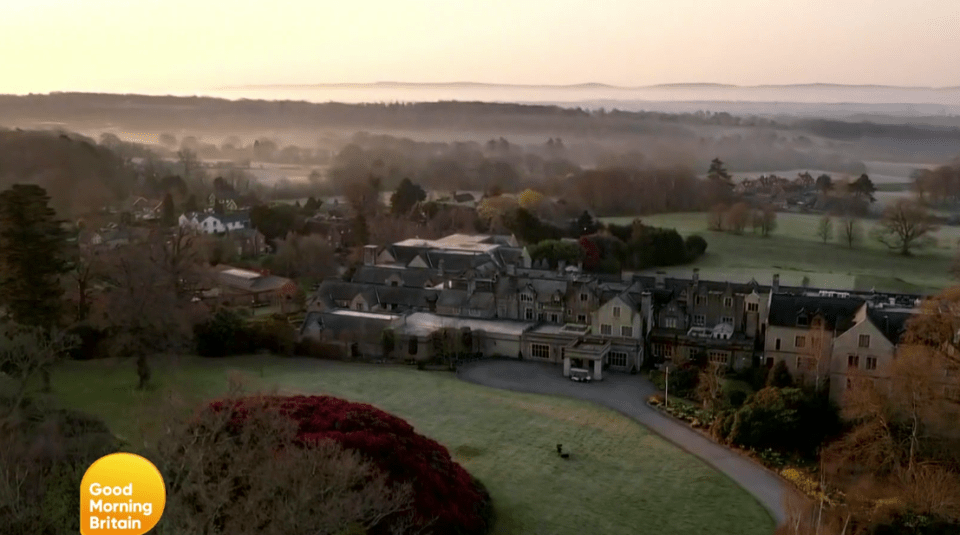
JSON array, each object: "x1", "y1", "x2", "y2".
[
  {"x1": 301, "y1": 310, "x2": 400, "y2": 339},
  {"x1": 767, "y1": 294, "x2": 865, "y2": 332},
  {"x1": 216, "y1": 268, "x2": 294, "y2": 293},
  {"x1": 351, "y1": 265, "x2": 443, "y2": 288},
  {"x1": 437, "y1": 289, "x2": 496, "y2": 315},
  {"x1": 865, "y1": 308, "x2": 913, "y2": 345}
]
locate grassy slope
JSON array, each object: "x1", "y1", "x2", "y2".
[
  {"x1": 602, "y1": 212, "x2": 957, "y2": 293},
  {"x1": 52, "y1": 356, "x2": 774, "y2": 535}
]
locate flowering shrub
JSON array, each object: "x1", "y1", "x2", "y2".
[
  {"x1": 781, "y1": 467, "x2": 833, "y2": 505},
  {"x1": 206, "y1": 395, "x2": 494, "y2": 535}
]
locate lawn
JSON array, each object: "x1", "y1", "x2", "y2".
[
  {"x1": 51, "y1": 356, "x2": 775, "y2": 535},
  {"x1": 602, "y1": 211, "x2": 958, "y2": 294}
]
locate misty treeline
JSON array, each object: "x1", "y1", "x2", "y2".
[
  {"x1": 911, "y1": 159, "x2": 960, "y2": 207},
  {"x1": 4, "y1": 93, "x2": 927, "y2": 171},
  {"x1": 146, "y1": 132, "x2": 332, "y2": 166},
  {"x1": 0, "y1": 129, "x2": 135, "y2": 217},
  {"x1": 331, "y1": 133, "x2": 710, "y2": 216}
]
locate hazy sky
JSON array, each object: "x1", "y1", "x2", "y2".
[{"x1": 2, "y1": 0, "x2": 959, "y2": 94}]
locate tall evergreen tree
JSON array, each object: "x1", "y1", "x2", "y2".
[
  {"x1": 0, "y1": 184, "x2": 70, "y2": 329},
  {"x1": 160, "y1": 192, "x2": 176, "y2": 226}
]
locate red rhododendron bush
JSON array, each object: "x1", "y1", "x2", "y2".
[{"x1": 161, "y1": 395, "x2": 494, "y2": 535}]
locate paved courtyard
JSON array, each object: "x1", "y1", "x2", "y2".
[{"x1": 458, "y1": 359, "x2": 795, "y2": 526}]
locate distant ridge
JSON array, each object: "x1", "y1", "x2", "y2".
[{"x1": 217, "y1": 81, "x2": 957, "y2": 91}]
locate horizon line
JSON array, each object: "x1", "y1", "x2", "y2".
[{"x1": 213, "y1": 81, "x2": 960, "y2": 91}]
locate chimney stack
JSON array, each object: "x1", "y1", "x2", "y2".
[
  {"x1": 692, "y1": 268, "x2": 700, "y2": 286},
  {"x1": 772, "y1": 273, "x2": 780, "y2": 293},
  {"x1": 362, "y1": 245, "x2": 377, "y2": 266},
  {"x1": 558, "y1": 260, "x2": 566, "y2": 274},
  {"x1": 438, "y1": 259, "x2": 445, "y2": 277},
  {"x1": 655, "y1": 271, "x2": 666, "y2": 289}
]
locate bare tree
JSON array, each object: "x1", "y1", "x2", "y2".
[
  {"x1": 177, "y1": 148, "x2": 201, "y2": 184},
  {"x1": 269, "y1": 232, "x2": 338, "y2": 280},
  {"x1": 873, "y1": 199, "x2": 939, "y2": 256},
  {"x1": 726, "y1": 202, "x2": 750, "y2": 234},
  {"x1": 708, "y1": 203, "x2": 727, "y2": 231},
  {"x1": 838, "y1": 216, "x2": 862, "y2": 249},
  {"x1": 96, "y1": 238, "x2": 203, "y2": 389},
  {"x1": 0, "y1": 324, "x2": 77, "y2": 421},
  {"x1": 696, "y1": 362, "x2": 726, "y2": 411},
  {"x1": 152, "y1": 395, "x2": 417, "y2": 535},
  {"x1": 760, "y1": 205, "x2": 777, "y2": 237},
  {"x1": 816, "y1": 215, "x2": 833, "y2": 244}
]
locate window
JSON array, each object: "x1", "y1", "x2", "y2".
[
  {"x1": 601, "y1": 324, "x2": 612, "y2": 335},
  {"x1": 747, "y1": 302, "x2": 759, "y2": 312},
  {"x1": 708, "y1": 351, "x2": 729, "y2": 365},
  {"x1": 580, "y1": 293, "x2": 589, "y2": 302},
  {"x1": 723, "y1": 297, "x2": 733, "y2": 308},
  {"x1": 721, "y1": 316, "x2": 734, "y2": 325},
  {"x1": 577, "y1": 314, "x2": 587, "y2": 324},
  {"x1": 693, "y1": 315, "x2": 705, "y2": 327},
  {"x1": 846, "y1": 378, "x2": 853, "y2": 390},
  {"x1": 695, "y1": 295, "x2": 705, "y2": 306},
  {"x1": 550, "y1": 313, "x2": 559, "y2": 323},
  {"x1": 652, "y1": 344, "x2": 664, "y2": 357},
  {"x1": 848, "y1": 354, "x2": 860, "y2": 369},
  {"x1": 621, "y1": 325, "x2": 633, "y2": 337},
  {"x1": 664, "y1": 317, "x2": 678, "y2": 329},
  {"x1": 775, "y1": 338, "x2": 781, "y2": 350},
  {"x1": 609, "y1": 352, "x2": 628, "y2": 367},
  {"x1": 354, "y1": 302, "x2": 364, "y2": 311},
  {"x1": 531, "y1": 343, "x2": 550, "y2": 359},
  {"x1": 866, "y1": 357, "x2": 877, "y2": 371},
  {"x1": 525, "y1": 308, "x2": 534, "y2": 320},
  {"x1": 795, "y1": 336, "x2": 806, "y2": 348},
  {"x1": 408, "y1": 338, "x2": 418, "y2": 355},
  {"x1": 797, "y1": 315, "x2": 809, "y2": 327},
  {"x1": 520, "y1": 293, "x2": 533, "y2": 302},
  {"x1": 858, "y1": 334, "x2": 870, "y2": 348},
  {"x1": 613, "y1": 306, "x2": 621, "y2": 318}
]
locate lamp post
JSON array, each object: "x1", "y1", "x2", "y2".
[{"x1": 664, "y1": 364, "x2": 670, "y2": 409}]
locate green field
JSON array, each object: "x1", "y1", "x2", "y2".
[
  {"x1": 51, "y1": 356, "x2": 774, "y2": 535},
  {"x1": 602, "y1": 211, "x2": 959, "y2": 294}
]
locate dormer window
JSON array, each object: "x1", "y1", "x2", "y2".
[
  {"x1": 520, "y1": 293, "x2": 533, "y2": 302},
  {"x1": 796, "y1": 315, "x2": 809, "y2": 327}
]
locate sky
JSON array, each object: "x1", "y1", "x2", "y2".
[{"x1": 2, "y1": 0, "x2": 959, "y2": 95}]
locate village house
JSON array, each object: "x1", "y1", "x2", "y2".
[
  {"x1": 205, "y1": 265, "x2": 299, "y2": 313},
  {"x1": 828, "y1": 304, "x2": 911, "y2": 402},
  {"x1": 179, "y1": 211, "x2": 251, "y2": 234}
]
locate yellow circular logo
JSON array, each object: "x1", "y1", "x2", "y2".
[{"x1": 80, "y1": 452, "x2": 166, "y2": 535}]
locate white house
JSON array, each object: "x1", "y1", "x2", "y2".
[{"x1": 178, "y1": 212, "x2": 251, "y2": 235}]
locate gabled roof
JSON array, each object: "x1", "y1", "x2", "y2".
[
  {"x1": 768, "y1": 294, "x2": 865, "y2": 332},
  {"x1": 865, "y1": 308, "x2": 912, "y2": 345},
  {"x1": 437, "y1": 289, "x2": 496, "y2": 313}
]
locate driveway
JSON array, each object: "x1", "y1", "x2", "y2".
[{"x1": 457, "y1": 359, "x2": 795, "y2": 526}]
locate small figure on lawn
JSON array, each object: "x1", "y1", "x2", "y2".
[{"x1": 556, "y1": 444, "x2": 563, "y2": 455}]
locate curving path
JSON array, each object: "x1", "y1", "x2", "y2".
[{"x1": 457, "y1": 359, "x2": 796, "y2": 527}]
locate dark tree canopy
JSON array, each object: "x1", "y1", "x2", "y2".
[
  {"x1": 850, "y1": 173, "x2": 877, "y2": 202},
  {"x1": 0, "y1": 184, "x2": 70, "y2": 328},
  {"x1": 160, "y1": 192, "x2": 176, "y2": 226},
  {"x1": 389, "y1": 178, "x2": 426, "y2": 216}
]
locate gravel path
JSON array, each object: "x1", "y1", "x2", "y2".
[{"x1": 457, "y1": 359, "x2": 795, "y2": 527}]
